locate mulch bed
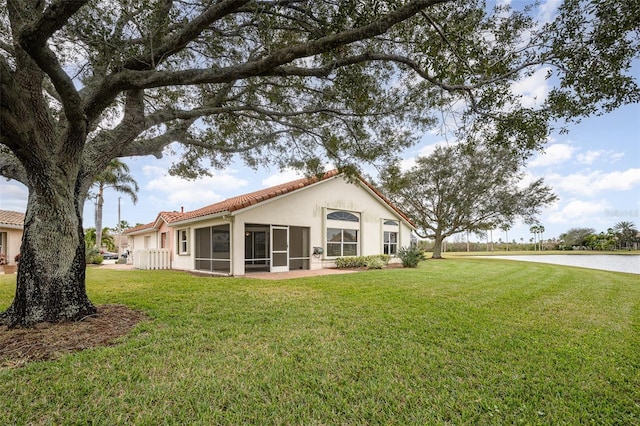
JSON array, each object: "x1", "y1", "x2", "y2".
[{"x1": 0, "y1": 304, "x2": 148, "y2": 368}]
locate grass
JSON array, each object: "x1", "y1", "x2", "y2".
[
  {"x1": 445, "y1": 249, "x2": 640, "y2": 256},
  {"x1": 1, "y1": 258, "x2": 639, "y2": 424}
]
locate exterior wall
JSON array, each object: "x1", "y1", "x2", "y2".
[
  {"x1": 231, "y1": 176, "x2": 412, "y2": 275},
  {"x1": 0, "y1": 226, "x2": 23, "y2": 264},
  {"x1": 171, "y1": 217, "x2": 231, "y2": 272}
]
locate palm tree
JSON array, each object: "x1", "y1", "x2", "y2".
[
  {"x1": 91, "y1": 159, "x2": 139, "y2": 251},
  {"x1": 500, "y1": 224, "x2": 511, "y2": 252},
  {"x1": 529, "y1": 225, "x2": 539, "y2": 251},
  {"x1": 85, "y1": 227, "x2": 117, "y2": 252},
  {"x1": 613, "y1": 221, "x2": 637, "y2": 250},
  {"x1": 538, "y1": 225, "x2": 545, "y2": 251}
]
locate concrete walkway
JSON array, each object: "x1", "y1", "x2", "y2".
[{"x1": 242, "y1": 268, "x2": 358, "y2": 280}]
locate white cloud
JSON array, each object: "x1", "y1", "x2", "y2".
[
  {"x1": 261, "y1": 168, "x2": 306, "y2": 187},
  {"x1": 0, "y1": 181, "x2": 28, "y2": 212},
  {"x1": 144, "y1": 168, "x2": 249, "y2": 209},
  {"x1": 547, "y1": 199, "x2": 612, "y2": 225},
  {"x1": 511, "y1": 67, "x2": 551, "y2": 108},
  {"x1": 547, "y1": 168, "x2": 640, "y2": 196},
  {"x1": 576, "y1": 150, "x2": 603, "y2": 165},
  {"x1": 528, "y1": 143, "x2": 576, "y2": 168},
  {"x1": 576, "y1": 150, "x2": 626, "y2": 165},
  {"x1": 538, "y1": 0, "x2": 562, "y2": 24}
]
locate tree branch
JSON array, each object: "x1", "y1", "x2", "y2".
[
  {"x1": 122, "y1": 0, "x2": 251, "y2": 71},
  {"x1": 0, "y1": 150, "x2": 28, "y2": 184},
  {"x1": 83, "y1": 0, "x2": 449, "y2": 120}
]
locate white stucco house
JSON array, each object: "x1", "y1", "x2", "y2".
[
  {"x1": 123, "y1": 170, "x2": 415, "y2": 275},
  {"x1": 0, "y1": 209, "x2": 25, "y2": 266}
]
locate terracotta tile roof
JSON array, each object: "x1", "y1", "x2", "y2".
[
  {"x1": 173, "y1": 170, "x2": 341, "y2": 223},
  {"x1": 124, "y1": 169, "x2": 414, "y2": 231},
  {"x1": 123, "y1": 211, "x2": 184, "y2": 235},
  {"x1": 0, "y1": 210, "x2": 25, "y2": 228}
]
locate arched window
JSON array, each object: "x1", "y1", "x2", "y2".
[
  {"x1": 384, "y1": 220, "x2": 399, "y2": 226},
  {"x1": 327, "y1": 211, "x2": 359, "y2": 222}
]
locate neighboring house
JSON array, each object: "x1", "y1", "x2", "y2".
[
  {"x1": 124, "y1": 170, "x2": 415, "y2": 275},
  {"x1": 0, "y1": 209, "x2": 25, "y2": 264}
]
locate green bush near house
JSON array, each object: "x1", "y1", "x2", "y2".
[
  {"x1": 397, "y1": 245, "x2": 425, "y2": 267},
  {"x1": 85, "y1": 246, "x2": 104, "y2": 265},
  {"x1": 335, "y1": 254, "x2": 391, "y2": 269}
]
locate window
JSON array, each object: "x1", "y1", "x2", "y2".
[
  {"x1": 160, "y1": 232, "x2": 168, "y2": 249},
  {"x1": 384, "y1": 231, "x2": 398, "y2": 255},
  {"x1": 327, "y1": 211, "x2": 359, "y2": 222},
  {"x1": 327, "y1": 228, "x2": 358, "y2": 257},
  {"x1": 195, "y1": 225, "x2": 230, "y2": 273},
  {"x1": 326, "y1": 209, "x2": 360, "y2": 257},
  {"x1": 384, "y1": 220, "x2": 399, "y2": 226},
  {"x1": 177, "y1": 229, "x2": 189, "y2": 255}
]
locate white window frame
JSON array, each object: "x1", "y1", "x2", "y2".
[
  {"x1": 325, "y1": 209, "x2": 361, "y2": 258},
  {"x1": 382, "y1": 219, "x2": 400, "y2": 256},
  {"x1": 177, "y1": 228, "x2": 190, "y2": 255}
]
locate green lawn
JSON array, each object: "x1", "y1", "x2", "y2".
[{"x1": 1, "y1": 259, "x2": 639, "y2": 424}]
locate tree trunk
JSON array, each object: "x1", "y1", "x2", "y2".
[
  {"x1": 1, "y1": 181, "x2": 96, "y2": 327},
  {"x1": 432, "y1": 232, "x2": 444, "y2": 259}
]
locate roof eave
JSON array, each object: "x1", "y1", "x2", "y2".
[
  {"x1": 0, "y1": 223, "x2": 24, "y2": 230},
  {"x1": 167, "y1": 210, "x2": 232, "y2": 227}
]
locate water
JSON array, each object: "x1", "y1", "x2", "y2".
[{"x1": 476, "y1": 254, "x2": 640, "y2": 274}]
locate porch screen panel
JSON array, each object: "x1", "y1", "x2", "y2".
[
  {"x1": 289, "y1": 227, "x2": 310, "y2": 270},
  {"x1": 195, "y1": 225, "x2": 230, "y2": 273},
  {"x1": 195, "y1": 227, "x2": 212, "y2": 271},
  {"x1": 212, "y1": 225, "x2": 230, "y2": 273}
]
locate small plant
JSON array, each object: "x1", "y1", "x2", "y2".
[
  {"x1": 85, "y1": 246, "x2": 104, "y2": 265},
  {"x1": 0, "y1": 253, "x2": 7, "y2": 265},
  {"x1": 397, "y1": 245, "x2": 424, "y2": 268},
  {"x1": 14, "y1": 253, "x2": 20, "y2": 263},
  {"x1": 364, "y1": 257, "x2": 385, "y2": 269},
  {"x1": 335, "y1": 255, "x2": 391, "y2": 270}
]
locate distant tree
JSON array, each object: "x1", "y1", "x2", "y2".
[
  {"x1": 90, "y1": 159, "x2": 138, "y2": 251},
  {"x1": 559, "y1": 228, "x2": 597, "y2": 248},
  {"x1": 84, "y1": 228, "x2": 116, "y2": 252},
  {"x1": 501, "y1": 224, "x2": 511, "y2": 252},
  {"x1": 529, "y1": 225, "x2": 540, "y2": 251},
  {"x1": 613, "y1": 221, "x2": 638, "y2": 250},
  {"x1": 381, "y1": 144, "x2": 557, "y2": 259},
  {"x1": 538, "y1": 225, "x2": 546, "y2": 251}
]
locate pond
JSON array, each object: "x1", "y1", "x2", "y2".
[{"x1": 476, "y1": 254, "x2": 640, "y2": 275}]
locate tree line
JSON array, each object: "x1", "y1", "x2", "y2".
[{"x1": 559, "y1": 222, "x2": 639, "y2": 251}]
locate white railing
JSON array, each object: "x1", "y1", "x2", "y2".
[{"x1": 133, "y1": 249, "x2": 171, "y2": 270}]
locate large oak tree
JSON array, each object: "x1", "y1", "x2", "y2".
[
  {"x1": 380, "y1": 143, "x2": 558, "y2": 259},
  {"x1": 1, "y1": 0, "x2": 638, "y2": 326}
]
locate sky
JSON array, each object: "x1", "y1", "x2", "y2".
[{"x1": 1, "y1": 1, "x2": 639, "y2": 245}]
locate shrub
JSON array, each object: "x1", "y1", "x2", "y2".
[
  {"x1": 397, "y1": 246, "x2": 424, "y2": 268},
  {"x1": 364, "y1": 257, "x2": 385, "y2": 269},
  {"x1": 85, "y1": 247, "x2": 104, "y2": 265},
  {"x1": 335, "y1": 255, "x2": 391, "y2": 270}
]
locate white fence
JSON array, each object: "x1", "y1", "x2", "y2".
[{"x1": 133, "y1": 249, "x2": 171, "y2": 270}]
